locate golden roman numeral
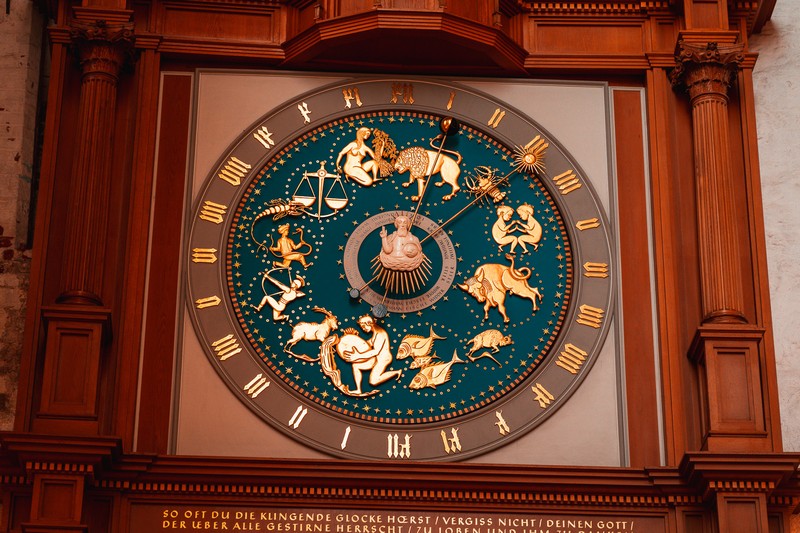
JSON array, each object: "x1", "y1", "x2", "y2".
[
  {"x1": 212, "y1": 334, "x2": 241, "y2": 360},
  {"x1": 577, "y1": 304, "x2": 604, "y2": 328},
  {"x1": 488, "y1": 108, "x2": 506, "y2": 128},
  {"x1": 297, "y1": 102, "x2": 312, "y2": 123},
  {"x1": 288, "y1": 405, "x2": 308, "y2": 429},
  {"x1": 191, "y1": 248, "x2": 218, "y2": 264},
  {"x1": 390, "y1": 83, "x2": 414, "y2": 104},
  {"x1": 531, "y1": 383, "x2": 555, "y2": 409},
  {"x1": 494, "y1": 411, "x2": 510, "y2": 435},
  {"x1": 342, "y1": 87, "x2": 362, "y2": 108},
  {"x1": 576, "y1": 218, "x2": 601, "y2": 231},
  {"x1": 583, "y1": 261, "x2": 609, "y2": 278},
  {"x1": 341, "y1": 426, "x2": 352, "y2": 450},
  {"x1": 218, "y1": 156, "x2": 251, "y2": 186},
  {"x1": 446, "y1": 91, "x2": 456, "y2": 110},
  {"x1": 195, "y1": 295, "x2": 221, "y2": 309},
  {"x1": 243, "y1": 373, "x2": 270, "y2": 398},
  {"x1": 198, "y1": 200, "x2": 228, "y2": 224},
  {"x1": 556, "y1": 343, "x2": 587, "y2": 374},
  {"x1": 440, "y1": 428, "x2": 462, "y2": 454},
  {"x1": 387, "y1": 434, "x2": 412, "y2": 459},
  {"x1": 553, "y1": 169, "x2": 582, "y2": 195}
]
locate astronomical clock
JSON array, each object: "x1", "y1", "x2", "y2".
[{"x1": 184, "y1": 77, "x2": 615, "y2": 461}]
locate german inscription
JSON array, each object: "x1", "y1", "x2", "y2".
[{"x1": 132, "y1": 507, "x2": 664, "y2": 533}]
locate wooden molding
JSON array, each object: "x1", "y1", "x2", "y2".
[
  {"x1": 680, "y1": 452, "x2": 800, "y2": 495},
  {"x1": 282, "y1": 10, "x2": 529, "y2": 75}
]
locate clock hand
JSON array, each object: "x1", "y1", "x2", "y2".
[
  {"x1": 409, "y1": 117, "x2": 460, "y2": 227},
  {"x1": 420, "y1": 169, "x2": 515, "y2": 244},
  {"x1": 421, "y1": 137, "x2": 548, "y2": 244}
]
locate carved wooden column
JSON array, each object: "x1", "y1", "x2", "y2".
[
  {"x1": 59, "y1": 18, "x2": 132, "y2": 305},
  {"x1": 34, "y1": 16, "x2": 133, "y2": 435},
  {"x1": 672, "y1": 38, "x2": 745, "y2": 325},
  {"x1": 672, "y1": 36, "x2": 773, "y2": 453}
]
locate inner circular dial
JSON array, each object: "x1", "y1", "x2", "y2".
[{"x1": 225, "y1": 111, "x2": 572, "y2": 425}]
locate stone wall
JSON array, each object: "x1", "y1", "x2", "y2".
[
  {"x1": 0, "y1": 1, "x2": 43, "y2": 430},
  {"x1": 751, "y1": 1, "x2": 800, "y2": 455},
  {"x1": 750, "y1": 6, "x2": 800, "y2": 531}
]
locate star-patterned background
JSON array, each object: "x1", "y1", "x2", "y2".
[{"x1": 226, "y1": 111, "x2": 572, "y2": 425}]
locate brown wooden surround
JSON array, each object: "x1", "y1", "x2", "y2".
[{"x1": 3, "y1": 0, "x2": 799, "y2": 531}]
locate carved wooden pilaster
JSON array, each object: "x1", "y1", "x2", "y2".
[
  {"x1": 671, "y1": 37, "x2": 777, "y2": 452},
  {"x1": 672, "y1": 39, "x2": 745, "y2": 325},
  {"x1": 58, "y1": 20, "x2": 133, "y2": 306},
  {"x1": 32, "y1": 19, "x2": 132, "y2": 436}
]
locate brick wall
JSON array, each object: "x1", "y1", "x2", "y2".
[{"x1": 0, "y1": 0, "x2": 44, "y2": 430}]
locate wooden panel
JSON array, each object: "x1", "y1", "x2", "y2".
[
  {"x1": 35, "y1": 479, "x2": 77, "y2": 520},
  {"x1": 7, "y1": 493, "x2": 32, "y2": 530},
  {"x1": 534, "y1": 23, "x2": 645, "y2": 55},
  {"x1": 681, "y1": 511, "x2": 712, "y2": 533},
  {"x1": 687, "y1": 0, "x2": 728, "y2": 31},
  {"x1": 690, "y1": 324, "x2": 770, "y2": 451},
  {"x1": 718, "y1": 497, "x2": 768, "y2": 533},
  {"x1": 163, "y1": 3, "x2": 279, "y2": 42},
  {"x1": 136, "y1": 73, "x2": 194, "y2": 454},
  {"x1": 612, "y1": 88, "x2": 661, "y2": 468},
  {"x1": 708, "y1": 342, "x2": 764, "y2": 432},
  {"x1": 37, "y1": 314, "x2": 105, "y2": 419}
]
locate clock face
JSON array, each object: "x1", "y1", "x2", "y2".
[{"x1": 187, "y1": 78, "x2": 613, "y2": 461}]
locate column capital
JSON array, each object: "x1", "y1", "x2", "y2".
[
  {"x1": 671, "y1": 40, "x2": 745, "y2": 100},
  {"x1": 69, "y1": 19, "x2": 134, "y2": 79}
]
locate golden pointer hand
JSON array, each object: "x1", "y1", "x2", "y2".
[
  {"x1": 409, "y1": 117, "x2": 460, "y2": 227},
  {"x1": 420, "y1": 139, "x2": 547, "y2": 244}
]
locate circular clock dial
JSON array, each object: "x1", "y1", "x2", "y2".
[{"x1": 187, "y1": 79, "x2": 613, "y2": 461}]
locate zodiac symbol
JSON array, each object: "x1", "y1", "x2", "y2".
[
  {"x1": 458, "y1": 254, "x2": 543, "y2": 323},
  {"x1": 394, "y1": 136, "x2": 462, "y2": 202},
  {"x1": 283, "y1": 306, "x2": 339, "y2": 361},
  {"x1": 335, "y1": 127, "x2": 398, "y2": 186},
  {"x1": 268, "y1": 224, "x2": 313, "y2": 269},
  {"x1": 253, "y1": 266, "x2": 306, "y2": 322},
  {"x1": 408, "y1": 350, "x2": 465, "y2": 390},
  {"x1": 491, "y1": 203, "x2": 543, "y2": 254},
  {"x1": 464, "y1": 166, "x2": 508, "y2": 205},
  {"x1": 291, "y1": 163, "x2": 348, "y2": 219},
  {"x1": 319, "y1": 315, "x2": 403, "y2": 397},
  {"x1": 464, "y1": 329, "x2": 512, "y2": 367}
]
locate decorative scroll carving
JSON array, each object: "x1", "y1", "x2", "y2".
[
  {"x1": 671, "y1": 41, "x2": 744, "y2": 100},
  {"x1": 70, "y1": 21, "x2": 134, "y2": 80}
]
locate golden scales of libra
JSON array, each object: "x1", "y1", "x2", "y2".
[
  {"x1": 292, "y1": 163, "x2": 349, "y2": 219},
  {"x1": 372, "y1": 214, "x2": 432, "y2": 294}
]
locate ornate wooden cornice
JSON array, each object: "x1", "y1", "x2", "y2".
[
  {"x1": 680, "y1": 452, "x2": 800, "y2": 500},
  {"x1": 517, "y1": 1, "x2": 671, "y2": 15},
  {"x1": 3, "y1": 435, "x2": 800, "y2": 512},
  {"x1": 281, "y1": 9, "x2": 529, "y2": 75}
]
